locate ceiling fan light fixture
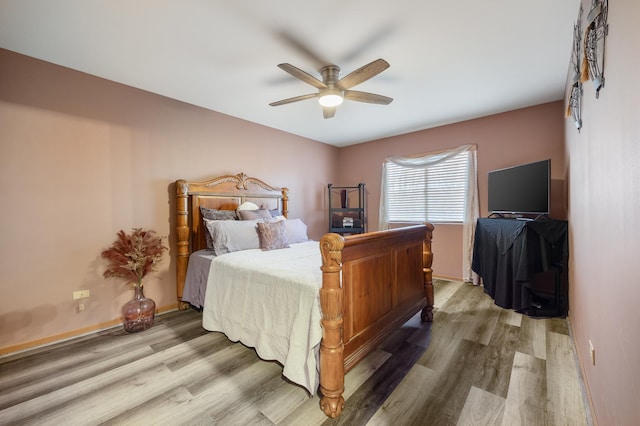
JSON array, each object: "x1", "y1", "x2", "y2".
[
  {"x1": 318, "y1": 90, "x2": 344, "y2": 107},
  {"x1": 270, "y1": 59, "x2": 392, "y2": 116}
]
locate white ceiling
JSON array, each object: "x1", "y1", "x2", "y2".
[{"x1": 0, "y1": 0, "x2": 578, "y2": 147}]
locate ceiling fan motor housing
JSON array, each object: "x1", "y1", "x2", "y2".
[{"x1": 321, "y1": 65, "x2": 341, "y2": 86}]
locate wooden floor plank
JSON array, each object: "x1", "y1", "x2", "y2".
[
  {"x1": 100, "y1": 386, "x2": 195, "y2": 425},
  {"x1": 366, "y1": 364, "x2": 437, "y2": 426},
  {"x1": 472, "y1": 321, "x2": 519, "y2": 398},
  {"x1": 459, "y1": 297, "x2": 502, "y2": 346},
  {"x1": 546, "y1": 331, "x2": 588, "y2": 426},
  {"x1": 518, "y1": 315, "x2": 547, "y2": 360},
  {"x1": 437, "y1": 282, "x2": 478, "y2": 314},
  {"x1": 383, "y1": 312, "x2": 430, "y2": 352},
  {"x1": 416, "y1": 312, "x2": 461, "y2": 373},
  {"x1": 0, "y1": 345, "x2": 156, "y2": 410},
  {"x1": 321, "y1": 341, "x2": 428, "y2": 426},
  {"x1": 456, "y1": 385, "x2": 506, "y2": 426},
  {"x1": 413, "y1": 339, "x2": 489, "y2": 425},
  {"x1": 499, "y1": 307, "x2": 523, "y2": 327},
  {"x1": 255, "y1": 374, "x2": 310, "y2": 424},
  {"x1": 428, "y1": 284, "x2": 502, "y2": 347},
  {"x1": 0, "y1": 281, "x2": 590, "y2": 426},
  {"x1": 108, "y1": 357, "x2": 281, "y2": 426},
  {"x1": 546, "y1": 317, "x2": 570, "y2": 335},
  {"x1": 1, "y1": 334, "x2": 251, "y2": 424},
  {"x1": 433, "y1": 279, "x2": 465, "y2": 310},
  {"x1": 3, "y1": 362, "x2": 175, "y2": 425},
  {"x1": 501, "y1": 351, "x2": 547, "y2": 426},
  {"x1": 204, "y1": 361, "x2": 286, "y2": 425}
]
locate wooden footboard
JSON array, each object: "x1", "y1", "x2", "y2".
[{"x1": 319, "y1": 223, "x2": 434, "y2": 418}]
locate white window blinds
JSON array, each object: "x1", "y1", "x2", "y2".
[{"x1": 385, "y1": 150, "x2": 469, "y2": 223}]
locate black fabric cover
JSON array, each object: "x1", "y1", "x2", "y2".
[{"x1": 472, "y1": 217, "x2": 568, "y2": 314}]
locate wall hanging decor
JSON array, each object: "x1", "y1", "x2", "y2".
[
  {"x1": 581, "y1": 0, "x2": 609, "y2": 98},
  {"x1": 566, "y1": 4, "x2": 584, "y2": 131}
]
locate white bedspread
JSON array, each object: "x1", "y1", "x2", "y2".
[{"x1": 201, "y1": 241, "x2": 323, "y2": 394}]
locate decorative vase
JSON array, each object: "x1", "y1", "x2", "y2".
[{"x1": 122, "y1": 284, "x2": 156, "y2": 333}]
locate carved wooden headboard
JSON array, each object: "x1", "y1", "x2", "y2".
[{"x1": 175, "y1": 172, "x2": 289, "y2": 306}]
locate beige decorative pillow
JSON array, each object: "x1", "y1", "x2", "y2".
[
  {"x1": 257, "y1": 220, "x2": 290, "y2": 251},
  {"x1": 238, "y1": 209, "x2": 273, "y2": 221}
]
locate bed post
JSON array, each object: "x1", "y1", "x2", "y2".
[
  {"x1": 421, "y1": 222, "x2": 435, "y2": 322},
  {"x1": 319, "y1": 233, "x2": 346, "y2": 418},
  {"x1": 175, "y1": 179, "x2": 190, "y2": 310},
  {"x1": 281, "y1": 187, "x2": 289, "y2": 218}
]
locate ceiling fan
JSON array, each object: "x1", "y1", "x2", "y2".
[{"x1": 269, "y1": 58, "x2": 393, "y2": 119}]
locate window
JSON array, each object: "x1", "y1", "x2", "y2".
[
  {"x1": 383, "y1": 150, "x2": 470, "y2": 224},
  {"x1": 379, "y1": 144, "x2": 479, "y2": 282}
]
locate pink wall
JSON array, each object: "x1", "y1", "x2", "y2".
[
  {"x1": 0, "y1": 49, "x2": 338, "y2": 352},
  {"x1": 338, "y1": 102, "x2": 566, "y2": 280},
  {"x1": 565, "y1": 1, "x2": 640, "y2": 424}
]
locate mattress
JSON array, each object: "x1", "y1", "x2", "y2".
[{"x1": 186, "y1": 241, "x2": 323, "y2": 394}]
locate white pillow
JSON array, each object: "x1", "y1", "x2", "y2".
[
  {"x1": 204, "y1": 219, "x2": 260, "y2": 255},
  {"x1": 285, "y1": 218, "x2": 309, "y2": 244},
  {"x1": 237, "y1": 201, "x2": 260, "y2": 211}
]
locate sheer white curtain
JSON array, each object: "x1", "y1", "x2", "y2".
[{"x1": 379, "y1": 144, "x2": 479, "y2": 283}]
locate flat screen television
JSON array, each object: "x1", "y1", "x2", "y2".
[{"x1": 488, "y1": 159, "x2": 550, "y2": 215}]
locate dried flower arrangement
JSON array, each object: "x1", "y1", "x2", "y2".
[{"x1": 101, "y1": 228, "x2": 167, "y2": 288}]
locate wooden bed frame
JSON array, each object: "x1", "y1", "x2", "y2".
[{"x1": 175, "y1": 173, "x2": 434, "y2": 418}]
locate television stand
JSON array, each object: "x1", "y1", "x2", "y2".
[{"x1": 471, "y1": 217, "x2": 568, "y2": 317}]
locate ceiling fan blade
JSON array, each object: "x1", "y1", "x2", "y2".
[
  {"x1": 277, "y1": 63, "x2": 327, "y2": 90},
  {"x1": 269, "y1": 93, "x2": 318, "y2": 106},
  {"x1": 344, "y1": 90, "x2": 393, "y2": 105},
  {"x1": 275, "y1": 31, "x2": 329, "y2": 70},
  {"x1": 322, "y1": 106, "x2": 336, "y2": 119},
  {"x1": 337, "y1": 58, "x2": 390, "y2": 90},
  {"x1": 339, "y1": 26, "x2": 394, "y2": 63}
]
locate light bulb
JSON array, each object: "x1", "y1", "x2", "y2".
[{"x1": 318, "y1": 90, "x2": 344, "y2": 107}]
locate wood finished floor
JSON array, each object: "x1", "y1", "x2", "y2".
[{"x1": 0, "y1": 280, "x2": 591, "y2": 425}]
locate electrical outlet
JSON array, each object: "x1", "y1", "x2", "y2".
[
  {"x1": 589, "y1": 340, "x2": 595, "y2": 365},
  {"x1": 72, "y1": 290, "x2": 90, "y2": 300}
]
